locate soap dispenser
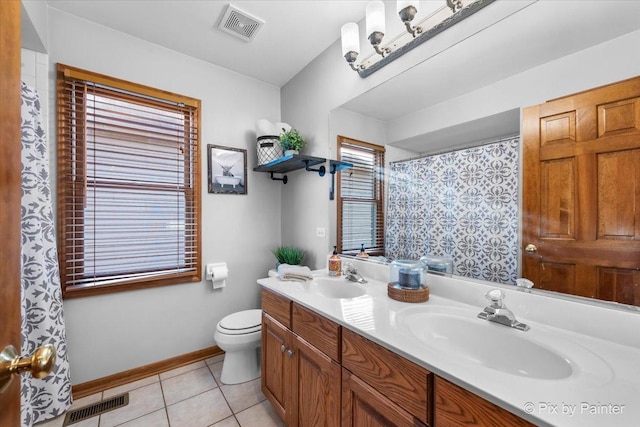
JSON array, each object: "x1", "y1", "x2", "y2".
[
  {"x1": 356, "y1": 243, "x2": 369, "y2": 259},
  {"x1": 328, "y1": 246, "x2": 341, "y2": 277}
]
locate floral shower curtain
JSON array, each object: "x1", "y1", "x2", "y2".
[{"x1": 20, "y1": 82, "x2": 72, "y2": 425}]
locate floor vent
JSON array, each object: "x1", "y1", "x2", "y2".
[{"x1": 62, "y1": 393, "x2": 129, "y2": 426}]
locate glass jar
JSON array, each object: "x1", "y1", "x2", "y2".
[
  {"x1": 389, "y1": 259, "x2": 425, "y2": 290},
  {"x1": 420, "y1": 255, "x2": 454, "y2": 275}
]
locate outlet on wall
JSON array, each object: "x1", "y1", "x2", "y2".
[{"x1": 316, "y1": 227, "x2": 326, "y2": 238}]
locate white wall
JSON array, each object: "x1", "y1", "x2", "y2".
[
  {"x1": 281, "y1": 12, "x2": 640, "y2": 270},
  {"x1": 21, "y1": 48, "x2": 49, "y2": 123},
  {"x1": 46, "y1": 8, "x2": 282, "y2": 384},
  {"x1": 21, "y1": 0, "x2": 48, "y2": 52},
  {"x1": 387, "y1": 29, "x2": 640, "y2": 146}
]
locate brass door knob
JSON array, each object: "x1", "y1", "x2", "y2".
[
  {"x1": 0, "y1": 344, "x2": 56, "y2": 394},
  {"x1": 525, "y1": 244, "x2": 538, "y2": 254}
]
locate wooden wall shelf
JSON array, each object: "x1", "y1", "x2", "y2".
[{"x1": 254, "y1": 155, "x2": 353, "y2": 195}]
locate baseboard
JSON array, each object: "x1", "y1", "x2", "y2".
[{"x1": 72, "y1": 345, "x2": 223, "y2": 399}]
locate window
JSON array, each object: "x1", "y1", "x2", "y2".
[
  {"x1": 337, "y1": 136, "x2": 385, "y2": 255},
  {"x1": 56, "y1": 64, "x2": 201, "y2": 298}
]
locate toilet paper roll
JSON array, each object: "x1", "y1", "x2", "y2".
[{"x1": 207, "y1": 263, "x2": 228, "y2": 289}]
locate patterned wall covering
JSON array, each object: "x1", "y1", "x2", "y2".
[{"x1": 386, "y1": 136, "x2": 520, "y2": 284}]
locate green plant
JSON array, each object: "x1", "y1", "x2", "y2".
[
  {"x1": 272, "y1": 246, "x2": 306, "y2": 265},
  {"x1": 279, "y1": 128, "x2": 306, "y2": 152}
]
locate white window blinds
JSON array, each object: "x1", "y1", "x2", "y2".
[
  {"x1": 337, "y1": 137, "x2": 385, "y2": 255},
  {"x1": 57, "y1": 64, "x2": 201, "y2": 297}
]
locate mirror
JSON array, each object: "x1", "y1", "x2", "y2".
[
  {"x1": 328, "y1": 1, "x2": 640, "y2": 309},
  {"x1": 331, "y1": 102, "x2": 640, "y2": 311}
]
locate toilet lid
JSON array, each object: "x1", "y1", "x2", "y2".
[{"x1": 219, "y1": 309, "x2": 262, "y2": 334}]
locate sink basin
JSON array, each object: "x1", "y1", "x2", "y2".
[
  {"x1": 308, "y1": 278, "x2": 366, "y2": 299},
  {"x1": 399, "y1": 311, "x2": 573, "y2": 380}
]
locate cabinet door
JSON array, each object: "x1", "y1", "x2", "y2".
[
  {"x1": 342, "y1": 368, "x2": 428, "y2": 427},
  {"x1": 435, "y1": 376, "x2": 535, "y2": 427},
  {"x1": 291, "y1": 335, "x2": 341, "y2": 427},
  {"x1": 262, "y1": 313, "x2": 292, "y2": 423}
]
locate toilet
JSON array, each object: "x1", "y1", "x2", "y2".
[{"x1": 214, "y1": 309, "x2": 262, "y2": 385}]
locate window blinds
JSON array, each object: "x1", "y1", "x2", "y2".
[
  {"x1": 337, "y1": 138, "x2": 385, "y2": 255},
  {"x1": 57, "y1": 64, "x2": 201, "y2": 296}
]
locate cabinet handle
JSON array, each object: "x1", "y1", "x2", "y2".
[
  {"x1": 286, "y1": 349, "x2": 295, "y2": 358},
  {"x1": 280, "y1": 344, "x2": 286, "y2": 353}
]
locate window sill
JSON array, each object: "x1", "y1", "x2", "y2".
[{"x1": 63, "y1": 271, "x2": 201, "y2": 299}]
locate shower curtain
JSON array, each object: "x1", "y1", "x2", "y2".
[{"x1": 20, "y1": 82, "x2": 72, "y2": 425}]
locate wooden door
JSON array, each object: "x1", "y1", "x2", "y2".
[
  {"x1": 291, "y1": 335, "x2": 340, "y2": 427},
  {"x1": 0, "y1": 1, "x2": 23, "y2": 425},
  {"x1": 341, "y1": 369, "x2": 427, "y2": 427},
  {"x1": 522, "y1": 76, "x2": 640, "y2": 304},
  {"x1": 261, "y1": 313, "x2": 292, "y2": 424}
]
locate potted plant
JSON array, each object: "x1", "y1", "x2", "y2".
[
  {"x1": 272, "y1": 246, "x2": 306, "y2": 266},
  {"x1": 279, "y1": 128, "x2": 306, "y2": 156}
]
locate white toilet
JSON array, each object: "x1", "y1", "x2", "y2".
[{"x1": 214, "y1": 309, "x2": 262, "y2": 384}]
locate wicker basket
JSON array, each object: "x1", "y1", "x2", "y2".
[
  {"x1": 387, "y1": 283, "x2": 430, "y2": 303},
  {"x1": 257, "y1": 136, "x2": 283, "y2": 165}
]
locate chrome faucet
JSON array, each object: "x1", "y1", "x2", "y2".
[
  {"x1": 477, "y1": 289, "x2": 529, "y2": 331},
  {"x1": 343, "y1": 263, "x2": 367, "y2": 284}
]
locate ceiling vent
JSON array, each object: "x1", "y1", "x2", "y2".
[{"x1": 218, "y1": 4, "x2": 265, "y2": 42}]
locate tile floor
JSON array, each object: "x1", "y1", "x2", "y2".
[{"x1": 36, "y1": 355, "x2": 284, "y2": 427}]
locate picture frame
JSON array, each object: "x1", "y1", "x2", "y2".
[{"x1": 207, "y1": 144, "x2": 247, "y2": 195}]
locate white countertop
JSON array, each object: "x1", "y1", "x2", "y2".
[{"x1": 258, "y1": 267, "x2": 640, "y2": 427}]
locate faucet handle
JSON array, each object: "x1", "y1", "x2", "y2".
[{"x1": 485, "y1": 289, "x2": 505, "y2": 307}]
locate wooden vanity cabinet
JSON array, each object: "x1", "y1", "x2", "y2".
[
  {"x1": 262, "y1": 288, "x2": 533, "y2": 427},
  {"x1": 261, "y1": 289, "x2": 341, "y2": 426},
  {"x1": 342, "y1": 328, "x2": 432, "y2": 426},
  {"x1": 342, "y1": 368, "x2": 429, "y2": 427},
  {"x1": 435, "y1": 377, "x2": 535, "y2": 427}
]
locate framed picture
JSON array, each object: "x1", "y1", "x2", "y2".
[{"x1": 207, "y1": 144, "x2": 247, "y2": 195}]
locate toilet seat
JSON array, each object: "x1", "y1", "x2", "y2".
[{"x1": 217, "y1": 309, "x2": 262, "y2": 335}]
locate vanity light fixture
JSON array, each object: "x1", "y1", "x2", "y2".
[{"x1": 341, "y1": 0, "x2": 495, "y2": 77}]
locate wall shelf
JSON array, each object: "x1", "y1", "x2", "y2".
[
  {"x1": 253, "y1": 154, "x2": 326, "y2": 184},
  {"x1": 254, "y1": 155, "x2": 352, "y2": 196}
]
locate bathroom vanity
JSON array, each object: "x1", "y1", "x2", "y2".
[
  {"x1": 261, "y1": 287, "x2": 533, "y2": 426},
  {"x1": 258, "y1": 261, "x2": 640, "y2": 426}
]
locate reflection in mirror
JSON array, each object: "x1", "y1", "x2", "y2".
[{"x1": 385, "y1": 136, "x2": 520, "y2": 284}]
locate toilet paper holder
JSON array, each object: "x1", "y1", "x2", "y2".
[{"x1": 206, "y1": 262, "x2": 228, "y2": 289}]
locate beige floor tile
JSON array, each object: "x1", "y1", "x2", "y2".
[
  {"x1": 103, "y1": 375, "x2": 159, "y2": 398},
  {"x1": 116, "y1": 409, "x2": 169, "y2": 427},
  {"x1": 235, "y1": 401, "x2": 285, "y2": 427},
  {"x1": 159, "y1": 361, "x2": 206, "y2": 380},
  {"x1": 205, "y1": 353, "x2": 225, "y2": 365},
  {"x1": 219, "y1": 378, "x2": 265, "y2": 413},
  {"x1": 212, "y1": 415, "x2": 240, "y2": 427},
  {"x1": 166, "y1": 388, "x2": 232, "y2": 427},
  {"x1": 37, "y1": 414, "x2": 99, "y2": 427},
  {"x1": 210, "y1": 361, "x2": 223, "y2": 384},
  {"x1": 70, "y1": 392, "x2": 103, "y2": 410},
  {"x1": 71, "y1": 416, "x2": 100, "y2": 427},
  {"x1": 34, "y1": 414, "x2": 65, "y2": 427},
  {"x1": 99, "y1": 382, "x2": 165, "y2": 427},
  {"x1": 161, "y1": 366, "x2": 217, "y2": 406}
]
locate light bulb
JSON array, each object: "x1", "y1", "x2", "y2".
[
  {"x1": 341, "y1": 23, "x2": 360, "y2": 57},
  {"x1": 366, "y1": 1, "x2": 386, "y2": 38}
]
